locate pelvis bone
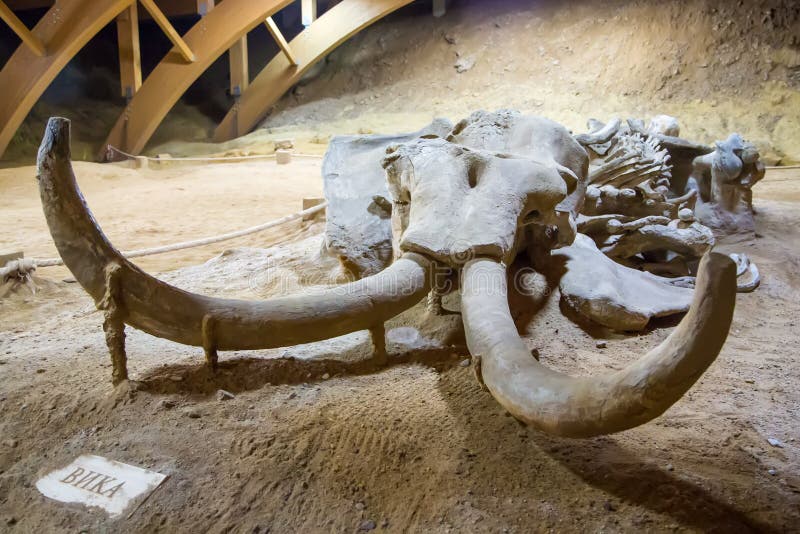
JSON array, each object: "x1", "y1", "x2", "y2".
[{"x1": 37, "y1": 117, "x2": 737, "y2": 438}]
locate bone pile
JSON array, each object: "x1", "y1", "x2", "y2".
[{"x1": 575, "y1": 116, "x2": 760, "y2": 287}]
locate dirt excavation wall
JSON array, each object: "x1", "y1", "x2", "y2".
[
  {"x1": 2, "y1": 0, "x2": 799, "y2": 164},
  {"x1": 259, "y1": 0, "x2": 800, "y2": 165}
]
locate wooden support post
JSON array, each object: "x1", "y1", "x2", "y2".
[
  {"x1": 301, "y1": 0, "x2": 316, "y2": 26},
  {"x1": 432, "y1": 0, "x2": 446, "y2": 17},
  {"x1": 228, "y1": 36, "x2": 249, "y2": 94},
  {"x1": 116, "y1": 3, "x2": 142, "y2": 98},
  {"x1": 139, "y1": 0, "x2": 196, "y2": 62},
  {"x1": 265, "y1": 16, "x2": 297, "y2": 66},
  {"x1": 196, "y1": 0, "x2": 214, "y2": 16},
  {"x1": 0, "y1": 0, "x2": 46, "y2": 56}
]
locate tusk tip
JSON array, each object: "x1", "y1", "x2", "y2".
[{"x1": 38, "y1": 117, "x2": 72, "y2": 167}]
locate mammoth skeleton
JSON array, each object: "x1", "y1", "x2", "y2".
[{"x1": 36, "y1": 117, "x2": 736, "y2": 438}]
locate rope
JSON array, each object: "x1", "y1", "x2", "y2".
[
  {"x1": 105, "y1": 144, "x2": 324, "y2": 164},
  {"x1": 34, "y1": 202, "x2": 327, "y2": 268},
  {"x1": 766, "y1": 165, "x2": 800, "y2": 170}
]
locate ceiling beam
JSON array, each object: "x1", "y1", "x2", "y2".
[
  {"x1": 5, "y1": 0, "x2": 206, "y2": 18},
  {"x1": 138, "y1": 0, "x2": 196, "y2": 62},
  {"x1": 0, "y1": 0, "x2": 46, "y2": 56},
  {"x1": 265, "y1": 16, "x2": 297, "y2": 66}
]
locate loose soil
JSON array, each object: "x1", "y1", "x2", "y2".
[{"x1": 0, "y1": 160, "x2": 798, "y2": 533}]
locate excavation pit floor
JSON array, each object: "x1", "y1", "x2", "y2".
[{"x1": 0, "y1": 160, "x2": 799, "y2": 532}]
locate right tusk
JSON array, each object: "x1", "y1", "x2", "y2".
[
  {"x1": 460, "y1": 251, "x2": 736, "y2": 438},
  {"x1": 37, "y1": 118, "x2": 433, "y2": 382}
]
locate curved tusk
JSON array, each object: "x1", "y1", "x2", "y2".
[
  {"x1": 37, "y1": 118, "x2": 433, "y2": 380},
  {"x1": 460, "y1": 252, "x2": 736, "y2": 438}
]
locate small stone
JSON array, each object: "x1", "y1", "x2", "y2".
[
  {"x1": 355, "y1": 501, "x2": 365, "y2": 511},
  {"x1": 288, "y1": 392, "x2": 297, "y2": 400},
  {"x1": 459, "y1": 359, "x2": 471, "y2": 368},
  {"x1": 359, "y1": 519, "x2": 376, "y2": 531},
  {"x1": 530, "y1": 348, "x2": 540, "y2": 361},
  {"x1": 217, "y1": 389, "x2": 235, "y2": 401},
  {"x1": 768, "y1": 468, "x2": 777, "y2": 476},
  {"x1": 454, "y1": 56, "x2": 475, "y2": 73},
  {"x1": 322, "y1": 373, "x2": 330, "y2": 380},
  {"x1": 159, "y1": 399, "x2": 176, "y2": 410},
  {"x1": 596, "y1": 341, "x2": 607, "y2": 349},
  {"x1": 274, "y1": 139, "x2": 294, "y2": 150},
  {"x1": 603, "y1": 500, "x2": 616, "y2": 512},
  {"x1": 2, "y1": 439, "x2": 18, "y2": 448},
  {"x1": 185, "y1": 409, "x2": 202, "y2": 419},
  {"x1": 665, "y1": 463, "x2": 674, "y2": 471},
  {"x1": 6, "y1": 517, "x2": 17, "y2": 526},
  {"x1": 443, "y1": 33, "x2": 457, "y2": 45},
  {"x1": 767, "y1": 438, "x2": 784, "y2": 448},
  {"x1": 36, "y1": 368, "x2": 46, "y2": 374}
]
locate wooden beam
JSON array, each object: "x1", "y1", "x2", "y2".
[
  {"x1": 301, "y1": 0, "x2": 316, "y2": 26},
  {"x1": 264, "y1": 16, "x2": 297, "y2": 66},
  {"x1": 228, "y1": 36, "x2": 248, "y2": 94},
  {"x1": 0, "y1": 0, "x2": 134, "y2": 159},
  {"x1": 6, "y1": 0, "x2": 216, "y2": 17},
  {"x1": 138, "y1": 0, "x2": 196, "y2": 63},
  {"x1": 0, "y1": 0, "x2": 45, "y2": 56},
  {"x1": 103, "y1": 0, "x2": 293, "y2": 155},
  {"x1": 116, "y1": 3, "x2": 142, "y2": 98},
  {"x1": 215, "y1": 0, "x2": 414, "y2": 142}
]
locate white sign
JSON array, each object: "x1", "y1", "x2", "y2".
[{"x1": 36, "y1": 455, "x2": 167, "y2": 517}]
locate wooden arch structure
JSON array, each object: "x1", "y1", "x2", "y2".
[
  {"x1": 0, "y1": 0, "x2": 431, "y2": 158},
  {"x1": 213, "y1": 0, "x2": 414, "y2": 142},
  {"x1": 0, "y1": 0, "x2": 201, "y2": 159},
  {"x1": 103, "y1": 0, "x2": 294, "y2": 155},
  {"x1": 106, "y1": 0, "x2": 416, "y2": 154},
  {"x1": 0, "y1": 0, "x2": 133, "y2": 158}
]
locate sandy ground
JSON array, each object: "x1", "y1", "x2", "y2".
[
  {"x1": 0, "y1": 156, "x2": 798, "y2": 532},
  {"x1": 0, "y1": 158, "x2": 324, "y2": 278}
]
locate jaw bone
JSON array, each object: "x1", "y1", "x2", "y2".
[{"x1": 37, "y1": 118, "x2": 434, "y2": 384}]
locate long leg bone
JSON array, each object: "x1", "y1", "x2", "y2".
[
  {"x1": 461, "y1": 251, "x2": 736, "y2": 437},
  {"x1": 37, "y1": 118, "x2": 434, "y2": 384}
]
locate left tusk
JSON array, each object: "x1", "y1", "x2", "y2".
[{"x1": 37, "y1": 117, "x2": 433, "y2": 383}]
